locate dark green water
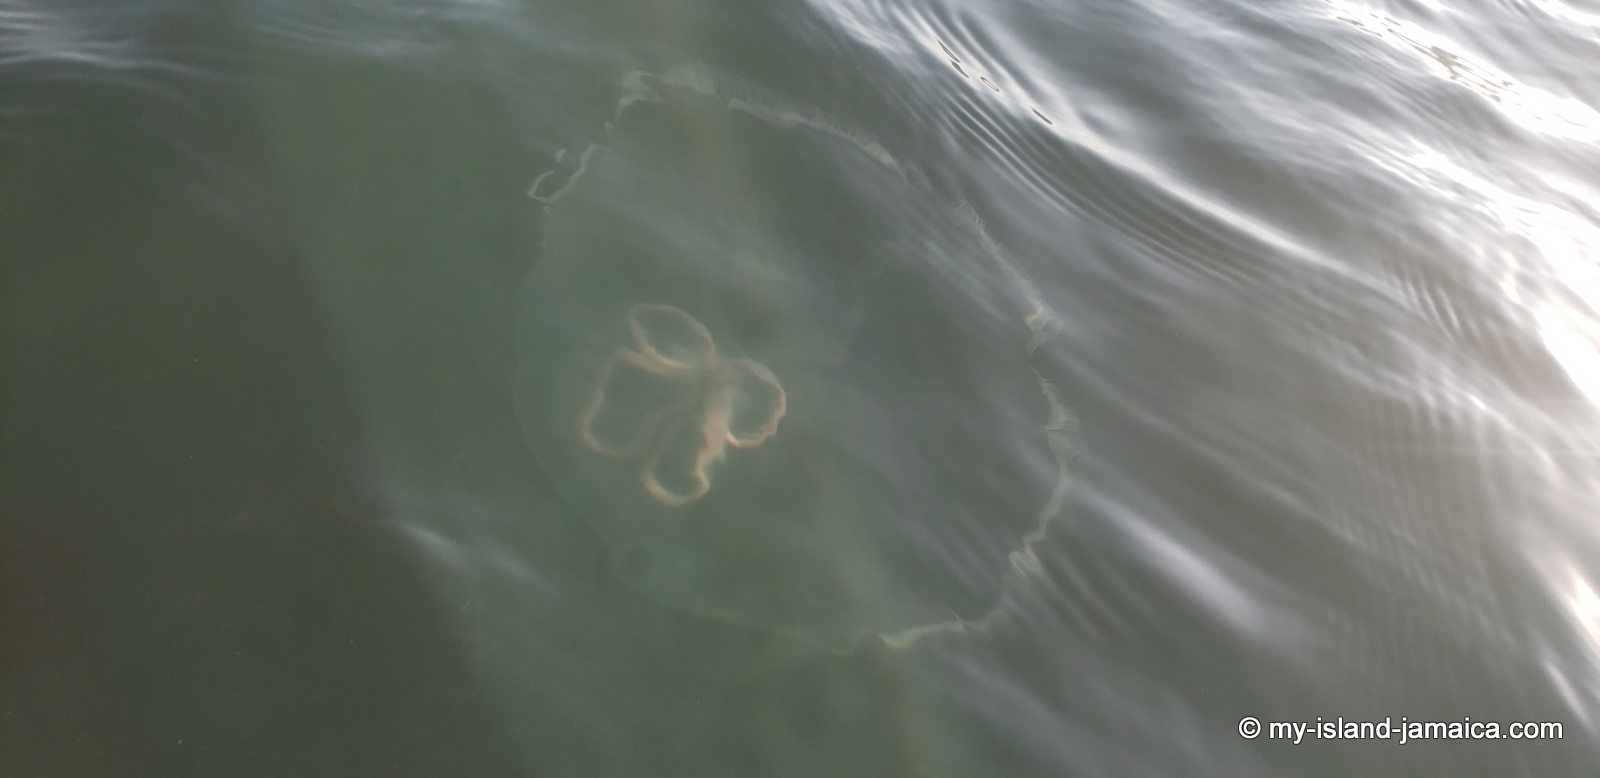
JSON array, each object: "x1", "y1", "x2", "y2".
[{"x1": 5, "y1": 0, "x2": 1600, "y2": 775}]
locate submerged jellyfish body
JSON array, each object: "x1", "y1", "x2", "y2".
[
  {"x1": 578, "y1": 303, "x2": 786, "y2": 507},
  {"x1": 515, "y1": 60, "x2": 1074, "y2": 652}
]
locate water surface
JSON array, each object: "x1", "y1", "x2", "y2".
[{"x1": 4, "y1": 0, "x2": 1600, "y2": 775}]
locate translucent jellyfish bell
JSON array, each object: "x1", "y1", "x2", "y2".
[{"x1": 515, "y1": 61, "x2": 1074, "y2": 652}]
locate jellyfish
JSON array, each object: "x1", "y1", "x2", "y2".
[{"x1": 515, "y1": 59, "x2": 1075, "y2": 652}]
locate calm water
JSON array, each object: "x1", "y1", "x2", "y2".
[{"x1": 5, "y1": 0, "x2": 1600, "y2": 775}]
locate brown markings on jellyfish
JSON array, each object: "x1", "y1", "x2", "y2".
[{"x1": 577, "y1": 304, "x2": 786, "y2": 507}]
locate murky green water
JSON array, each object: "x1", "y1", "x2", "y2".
[{"x1": 5, "y1": 0, "x2": 1600, "y2": 775}]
